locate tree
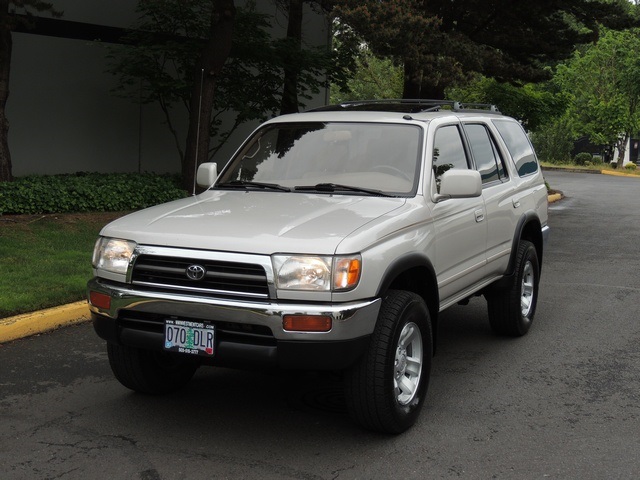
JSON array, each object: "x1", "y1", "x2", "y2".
[
  {"x1": 449, "y1": 76, "x2": 568, "y2": 131},
  {"x1": 557, "y1": 28, "x2": 640, "y2": 166},
  {"x1": 183, "y1": 0, "x2": 235, "y2": 193},
  {"x1": 331, "y1": 0, "x2": 441, "y2": 97},
  {"x1": 0, "y1": 0, "x2": 60, "y2": 182},
  {"x1": 330, "y1": 45, "x2": 403, "y2": 103},
  {"x1": 111, "y1": 0, "x2": 341, "y2": 190},
  {"x1": 274, "y1": 0, "x2": 346, "y2": 114},
  {"x1": 278, "y1": 0, "x2": 303, "y2": 115},
  {"x1": 333, "y1": 0, "x2": 635, "y2": 100}
]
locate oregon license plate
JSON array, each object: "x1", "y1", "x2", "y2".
[{"x1": 164, "y1": 319, "x2": 215, "y2": 356}]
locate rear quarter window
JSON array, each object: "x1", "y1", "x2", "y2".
[{"x1": 492, "y1": 120, "x2": 539, "y2": 177}]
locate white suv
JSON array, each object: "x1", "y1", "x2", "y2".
[{"x1": 88, "y1": 100, "x2": 549, "y2": 434}]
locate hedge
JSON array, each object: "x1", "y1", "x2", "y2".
[{"x1": 0, "y1": 172, "x2": 188, "y2": 215}]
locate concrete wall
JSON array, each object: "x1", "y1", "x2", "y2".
[{"x1": 7, "y1": 0, "x2": 329, "y2": 177}]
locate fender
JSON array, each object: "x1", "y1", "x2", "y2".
[
  {"x1": 376, "y1": 252, "x2": 439, "y2": 316},
  {"x1": 505, "y1": 211, "x2": 543, "y2": 277}
]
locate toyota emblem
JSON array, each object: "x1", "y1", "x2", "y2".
[{"x1": 185, "y1": 264, "x2": 206, "y2": 281}]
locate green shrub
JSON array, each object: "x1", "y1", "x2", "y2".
[
  {"x1": 530, "y1": 118, "x2": 574, "y2": 164},
  {"x1": 0, "y1": 172, "x2": 187, "y2": 215},
  {"x1": 625, "y1": 163, "x2": 637, "y2": 171},
  {"x1": 573, "y1": 152, "x2": 593, "y2": 166}
]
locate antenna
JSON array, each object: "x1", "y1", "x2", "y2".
[{"x1": 192, "y1": 68, "x2": 205, "y2": 196}]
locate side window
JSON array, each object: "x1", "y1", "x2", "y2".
[
  {"x1": 493, "y1": 120, "x2": 539, "y2": 177},
  {"x1": 433, "y1": 125, "x2": 469, "y2": 190},
  {"x1": 464, "y1": 123, "x2": 507, "y2": 185}
]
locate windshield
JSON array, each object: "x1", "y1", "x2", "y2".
[{"x1": 216, "y1": 122, "x2": 422, "y2": 196}]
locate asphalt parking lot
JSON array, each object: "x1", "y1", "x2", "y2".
[{"x1": 1, "y1": 170, "x2": 639, "y2": 479}]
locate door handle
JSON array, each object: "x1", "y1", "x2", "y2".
[{"x1": 475, "y1": 209, "x2": 485, "y2": 223}]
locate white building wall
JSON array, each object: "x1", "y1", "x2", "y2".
[{"x1": 7, "y1": 0, "x2": 329, "y2": 177}]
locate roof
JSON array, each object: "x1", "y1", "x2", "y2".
[
  {"x1": 267, "y1": 100, "x2": 505, "y2": 125},
  {"x1": 309, "y1": 99, "x2": 501, "y2": 114}
]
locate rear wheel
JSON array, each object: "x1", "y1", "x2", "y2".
[
  {"x1": 107, "y1": 343, "x2": 199, "y2": 394},
  {"x1": 344, "y1": 290, "x2": 433, "y2": 434},
  {"x1": 486, "y1": 240, "x2": 540, "y2": 336}
]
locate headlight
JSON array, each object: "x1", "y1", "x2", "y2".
[
  {"x1": 272, "y1": 254, "x2": 361, "y2": 292},
  {"x1": 92, "y1": 237, "x2": 137, "y2": 275}
]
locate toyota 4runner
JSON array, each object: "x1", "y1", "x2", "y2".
[{"x1": 88, "y1": 100, "x2": 550, "y2": 434}]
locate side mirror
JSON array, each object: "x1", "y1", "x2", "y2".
[
  {"x1": 435, "y1": 169, "x2": 482, "y2": 202},
  {"x1": 196, "y1": 162, "x2": 218, "y2": 188}
]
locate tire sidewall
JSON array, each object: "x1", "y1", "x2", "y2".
[
  {"x1": 382, "y1": 291, "x2": 433, "y2": 432},
  {"x1": 515, "y1": 242, "x2": 540, "y2": 334}
]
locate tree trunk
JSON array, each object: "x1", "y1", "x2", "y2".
[
  {"x1": 183, "y1": 0, "x2": 235, "y2": 193},
  {"x1": 0, "y1": 0, "x2": 13, "y2": 182},
  {"x1": 402, "y1": 60, "x2": 447, "y2": 101},
  {"x1": 280, "y1": 0, "x2": 303, "y2": 115},
  {"x1": 615, "y1": 134, "x2": 629, "y2": 168},
  {"x1": 402, "y1": 61, "x2": 422, "y2": 99},
  {"x1": 419, "y1": 81, "x2": 445, "y2": 100}
]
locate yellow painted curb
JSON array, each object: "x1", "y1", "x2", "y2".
[
  {"x1": 0, "y1": 301, "x2": 90, "y2": 344},
  {"x1": 601, "y1": 169, "x2": 639, "y2": 178},
  {"x1": 548, "y1": 193, "x2": 563, "y2": 203}
]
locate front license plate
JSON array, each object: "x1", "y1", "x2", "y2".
[{"x1": 164, "y1": 319, "x2": 215, "y2": 356}]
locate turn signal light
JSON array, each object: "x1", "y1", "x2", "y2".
[
  {"x1": 333, "y1": 257, "x2": 361, "y2": 290},
  {"x1": 89, "y1": 291, "x2": 111, "y2": 310},
  {"x1": 283, "y1": 315, "x2": 332, "y2": 332}
]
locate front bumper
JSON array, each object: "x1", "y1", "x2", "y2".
[{"x1": 88, "y1": 278, "x2": 380, "y2": 370}]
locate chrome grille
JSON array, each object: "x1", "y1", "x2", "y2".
[{"x1": 131, "y1": 254, "x2": 269, "y2": 299}]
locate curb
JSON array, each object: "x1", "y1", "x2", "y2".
[
  {"x1": 541, "y1": 165, "x2": 601, "y2": 174},
  {"x1": 601, "y1": 169, "x2": 640, "y2": 178},
  {"x1": 0, "y1": 301, "x2": 90, "y2": 344},
  {"x1": 542, "y1": 165, "x2": 639, "y2": 178},
  {"x1": 548, "y1": 193, "x2": 563, "y2": 203}
]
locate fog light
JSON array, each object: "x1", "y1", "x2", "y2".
[
  {"x1": 89, "y1": 291, "x2": 111, "y2": 310},
  {"x1": 283, "y1": 315, "x2": 332, "y2": 332}
]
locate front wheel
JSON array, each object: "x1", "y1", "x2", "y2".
[
  {"x1": 344, "y1": 290, "x2": 433, "y2": 434},
  {"x1": 486, "y1": 240, "x2": 540, "y2": 336},
  {"x1": 107, "y1": 343, "x2": 199, "y2": 394}
]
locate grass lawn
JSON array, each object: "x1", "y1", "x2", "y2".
[{"x1": 0, "y1": 212, "x2": 124, "y2": 318}]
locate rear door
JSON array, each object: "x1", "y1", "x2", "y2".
[{"x1": 462, "y1": 122, "x2": 515, "y2": 277}]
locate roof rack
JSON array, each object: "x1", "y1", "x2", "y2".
[{"x1": 309, "y1": 99, "x2": 501, "y2": 114}]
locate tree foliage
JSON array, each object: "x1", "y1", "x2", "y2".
[
  {"x1": 330, "y1": 44, "x2": 403, "y2": 103},
  {"x1": 557, "y1": 27, "x2": 640, "y2": 164},
  {"x1": 333, "y1": 0, "x2": 636, "y2": 99},
  {"x1": 449, "y1": 76, "x2": 568, "y2": 131},
  {"x1": 110, "y1": 0, "x2": 342, "y2": 189}
]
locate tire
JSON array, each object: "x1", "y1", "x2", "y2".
[
  {"x1": 107, "y1": 343, "x2": 199, "y2": 395},
  {"x1": 344, "y1": 290, "x2": 433, "y2": 434},
  {"x1": 486, "y1": 240, "x2": 540, "y2": 337}
]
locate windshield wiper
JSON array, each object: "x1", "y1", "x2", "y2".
[
  {"x1": 294, "y1": 183, "x2": 393, "y2": 197},
  {"x1": 215, "y1": 180, "x2": 291, "y2": 192}
]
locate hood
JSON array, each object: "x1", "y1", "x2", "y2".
[{"x1": 101, "y1": 190, "x2": 406, "y2": 255}]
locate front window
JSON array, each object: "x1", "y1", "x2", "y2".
[
  {"x1": 216, "y1": 122, "x2": 422, "y2": 196},
  {"x1": 432, "y1": 124, "x2": 469, "y2": 191}
]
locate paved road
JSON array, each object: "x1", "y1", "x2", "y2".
[{"x1": 1, "y1": 171, "x2": 639, "y2": 479}]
